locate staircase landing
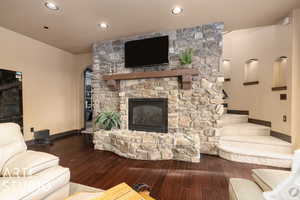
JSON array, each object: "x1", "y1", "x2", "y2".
[{"x1": 217, "y1": 114, "x2": 293, "y2": 168}]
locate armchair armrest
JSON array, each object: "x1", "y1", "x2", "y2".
[
  {"x1": 229, "y1": 178, "x2": 264, "y2": 200},
  {"x1": 0, "y1": 141, "x2": 27, "y2": 171},
  {"x1": 1, "y1": 150, "x2": 59, "y2": 177}
]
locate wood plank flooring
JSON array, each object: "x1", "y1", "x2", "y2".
[{"x1": 29, "y1": 135, "x2": 285, "y2": 200}]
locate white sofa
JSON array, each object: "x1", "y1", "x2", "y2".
[{"x1": 0, "y1": 123, "x2": 70, "y2": 200}]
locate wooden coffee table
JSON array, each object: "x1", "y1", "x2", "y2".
[{"x1": 67, "y1": 182, "x2": 155, "y2": 200}]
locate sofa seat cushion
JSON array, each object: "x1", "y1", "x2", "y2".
[
  {"x1": 43, "y1": 184, "x2": 70, "y2": 200},
  {"x1": 229, "y1": 178, "x2": 264, "y2": 200},
  {"x1": 1, "y1": 150, "x2": 59, "y2": 177},
  {"x1": 0, "y1": 166, "x2": 70, "y2": 200},
  {"x1": 252, "y1": 169, "x2": 290, "y2": 192}
]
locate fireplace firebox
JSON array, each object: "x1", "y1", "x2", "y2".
[{"x1": 128, "y1": 98, "x2": 168, "y2": 133}]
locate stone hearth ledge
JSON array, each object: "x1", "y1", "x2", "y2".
[{"x1": 94, "y1": 130, "x2": 201, "y2": 163}]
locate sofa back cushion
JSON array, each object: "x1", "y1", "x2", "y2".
[{"x1": 0, "y1": 123, "x2": 27, "y2": 171}]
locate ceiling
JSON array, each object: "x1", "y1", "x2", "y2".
[{"x1": 0, "y1": 0, "x2": 299, "y2": 54}]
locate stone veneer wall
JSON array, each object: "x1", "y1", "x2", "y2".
[
  {"x1": 94, "y1": 130, "x2": 201, "y2": 162},
  {"x1": 92, "y1": 23, "x2": 224, "y2": 156}
]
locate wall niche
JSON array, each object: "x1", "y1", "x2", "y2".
[
  {"x1": 272, "y1": 56, "x2": 288, "y2": 91},
  {"x1": 243, "y1": 59, "x2": 259, "y2": 85},
  {"x1": 222, "y1": 59, "x2": 231, "y2": 81}
]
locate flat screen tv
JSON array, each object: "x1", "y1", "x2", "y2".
[{"x1": 125, "y1": 36, "x2": 169, "y2": 68}]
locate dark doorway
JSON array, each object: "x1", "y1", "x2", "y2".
[
  {"x1": 84, "y1": 68, "x2": 93, "y2": 130},
  {"x1": 0, "y1": 69, "x2": 23, "y2": 129}
]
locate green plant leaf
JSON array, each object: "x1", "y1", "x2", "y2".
[
  {"x1": 179, "y1": 48, "x2": 193, "y2": 65},
  {"x1": 95, "y1": 111, "x2": 121, "y2": 130}
]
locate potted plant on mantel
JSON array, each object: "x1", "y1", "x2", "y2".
[
  {"x1": 179, "y1": 48, "x2": 193, "y2": 68},
  {"x1": 95, "y1": 111, "x2": 121, "y2": 131}
]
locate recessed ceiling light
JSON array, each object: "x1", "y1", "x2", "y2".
[
  {"x1": 45, "y1": 1, "x2": 60, "y2": 11},
  {"x1": 279, "y1": 56, "x2": 288, "y2": 60},
  {"x1": 98, "y1": 22, "x2": 109, "y2": 29},
  {"x1": 172, "y1": 7, "x2": 183, "y2": 15},
  {"x1": 247, "y1": 59, "x2": 258, "y2": 63}
]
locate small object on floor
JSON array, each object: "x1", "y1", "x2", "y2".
[
  {"x1": 133, "y1": 183, "x2": 151, "y2": 193},
  {"x1": 133, "y1": 183, "x2": 156, "y2": 200},
  {"x1": 263, "y1": 149, "x2": 300, "y2": 200},
  {"x1": 34, "y1": 129, "x2": 53, "y2": 145}
]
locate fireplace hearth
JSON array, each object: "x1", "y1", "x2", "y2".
[{"x1": 128, "y1": 98, "x2": 168, "y2": 133}]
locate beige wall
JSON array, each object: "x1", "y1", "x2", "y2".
[
  {"x1": 223, "y1": 24, "x2": 292, "y2": 135},
  {"x1": 0, "y1": 26, "x2": 92, "y2": 140},
  {"x1": 291, "y1": 9, "x2": 300, "y2": 148},
  {"x1": 74, "y1": 53, "x2": 93, "y2": 130}
]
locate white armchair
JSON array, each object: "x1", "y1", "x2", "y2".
[
  {"x1": 0, "y1": 123, "x2": 70, "y2": 200},
  {"x1": 229, "y1": 160, "x2": 292, "y2": 200}
]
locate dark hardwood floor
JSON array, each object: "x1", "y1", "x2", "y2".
[{"x1": 29, "y1": 135, "x2": 284, "y2": 200}]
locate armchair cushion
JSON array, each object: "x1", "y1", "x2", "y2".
[
  {"x1": 229, "y1": 178, "x2": 264, "y2": 200},
  {"x1": 252, "y1": 169, "x2": 290, "y2": 192},
  {"x1": 1, "y1": 150, "x2": 59, "y2": 177}
]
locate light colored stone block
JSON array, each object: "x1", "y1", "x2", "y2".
[
  {"x1": 148, "y1": 151, "x2": 162, "y2": 160},
  {"x1": 94, "y1": 130, "x2": 201, "y2": 162}
]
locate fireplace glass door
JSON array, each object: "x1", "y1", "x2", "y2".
[{"x1": 128, "y1": 98, "x2": 168, "y2": 133}]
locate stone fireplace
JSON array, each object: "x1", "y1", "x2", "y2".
[
  {"x1": 128, "y1": 98, "x2": 168, "y2": 133},
  {"x1": 92, "y1": 23, "x2": 224, "y2": 162}
]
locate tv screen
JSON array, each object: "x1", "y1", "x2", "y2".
[{"x1": 125, "y1": 36, "x2": 169, "y2": 68}]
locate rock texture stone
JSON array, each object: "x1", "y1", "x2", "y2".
[
  {"x1": 92, "y1": 22, "x2": 224, "y2": 159},
  {"x1": 218, "y1": 147, "x2": 293, "y2": 168},
  {"x1": 94, "y1": 130, "x2": 201, "y2": 162}
]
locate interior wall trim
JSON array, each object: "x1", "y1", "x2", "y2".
[
  {"x1": 227, "y1": 109, "x2": 249, "y2": 115},
  {"x1": 271, "y1": 130, "x2": 291, "y2": 143},
  {"x1": 248, "y1": 118, "x2": 272, "y2": 127},
  {"x1": 243, "y1": 81, "x2": 259, "y2": 86},
  {"x1": 50, "y1": 129, "x2": 80, "y2": 140},
  {"x1": 247, "y1": 118, "x2": 290, "y2": 142},
  {"x1": 26, "y1": 129, "x2": 80, "y2": 146},
  {"x1": 271, "y1": 86, "x2": 287, "y2": 91}
]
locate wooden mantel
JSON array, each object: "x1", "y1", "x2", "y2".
[{"x1": 103, "y1": 69, "x2": 199, "y2": 90}]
